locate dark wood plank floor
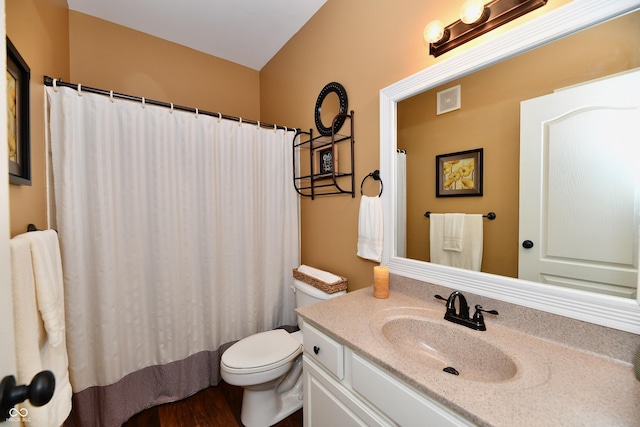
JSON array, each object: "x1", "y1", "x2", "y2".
[{"x1": 122, "y1": 381, "x2": 302, "y2": 427}]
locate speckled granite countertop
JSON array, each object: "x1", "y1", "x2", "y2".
[{"x1": 296, "y1": 279, "x2": 640, "y2": 427}]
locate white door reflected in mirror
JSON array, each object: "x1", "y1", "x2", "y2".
[{"x1": 519, "y1": 70, "x2": 640, "y2": 299}]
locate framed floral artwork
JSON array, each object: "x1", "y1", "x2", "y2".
[
  {"x1": 7, "y1": 37, "x2": 31, "y2": 186},
  {"x1": 436, "y1": 148, "x2": 482, "y2": 197}
]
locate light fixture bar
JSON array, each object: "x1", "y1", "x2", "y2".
[{"x1": 430, "y1": 0, "x2": 548, "y2": 57}]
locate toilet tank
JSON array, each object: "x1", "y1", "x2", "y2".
[{"x1": 293, "y1": 279, "x2": 346, "y2": 328}]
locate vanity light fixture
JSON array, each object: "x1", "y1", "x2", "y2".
[{"x1": 424, "y1": 0, "x2": 548, "y2": 57}]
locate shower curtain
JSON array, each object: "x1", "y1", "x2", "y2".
[
  {"x1": 395, "y1": 150, "x2": 407, "y2": 258},
  {"x1": 46, "y1": 86, "x2": 299, "y2": 426}
]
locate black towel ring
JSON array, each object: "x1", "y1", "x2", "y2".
[{"x1": 360, "y1": 170, "x2": 383, "y2": 197}]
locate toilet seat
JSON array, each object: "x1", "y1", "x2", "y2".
[{"x1": 221, "y1": 329, "x2": 302, "y2": 375}]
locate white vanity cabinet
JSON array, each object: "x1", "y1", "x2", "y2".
[{"x1": 302, "y1": 323, "x2": 475, "y2": 427}]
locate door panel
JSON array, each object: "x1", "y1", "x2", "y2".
[
  {"x1": 1, "y1": 0, "x2": 16, "y2": 384},
  {"x1": 519, "y1": 70, "x2": 640, "y2": 298}
]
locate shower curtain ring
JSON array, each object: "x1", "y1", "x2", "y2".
[
  {"x1": 273, "y1": 124, "x2": 277, "y2": 132},
  {"x1": 170, "y1": 103, "x2": 174, "y2": 114},
  {"x1": 52, "y1": 79, "x2": 59, "y2": 92},
  {"x1": 141, "y1": 97, "x2": 146, "y2": 109},
  {"x1": 218, "y1": 113, "x2": 222, "y2": 122},
  {"x1": 77, "y1": 84, "x2": 82, "y2": 96},
  {"x1": 109, "y1": 90, "x2": 114, "y2": 103},
  {"x1": 195, "y1": 108, "x2": 199, "y2": 118},
  {"x1": 239, "y1": 117, "x2": 242, "y2": 126},
  {"x1": 257, "y1": 121, "x2": 260, "y2": 128}
]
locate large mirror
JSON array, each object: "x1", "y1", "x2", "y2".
[{"x1": 380, "y1": 0, "x2": 640, "y2": 334}]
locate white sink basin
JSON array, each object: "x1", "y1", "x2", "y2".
[{"x1": 370, "y1": 307, "x2": 519, "y2": 383}]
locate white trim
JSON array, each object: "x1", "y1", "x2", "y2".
[{"x1": 380, "y1": 0, "x2": 640, "y2": 334}]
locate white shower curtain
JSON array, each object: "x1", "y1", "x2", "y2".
[
  {"x1": 46, "y1": 86, "x2": 299, "y2": 426},
  {"x1": 395, "y1": 150, "x2": 407, "y2": 258}
]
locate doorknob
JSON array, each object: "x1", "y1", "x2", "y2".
[
  {"x1": 0, "y1": 371, "x2": 55, "y2": 421},
  {"x1": 522, "y1": 240, "x2": 534, "y2": 249}
]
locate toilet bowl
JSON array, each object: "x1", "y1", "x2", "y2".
[{"x1": 220, "y1": 279, "x2": 345, "y2": 427}]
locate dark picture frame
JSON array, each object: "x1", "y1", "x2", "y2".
[
  {"x1": 315, "y1": 146, "x2": 338, "y2": 175},
  {"x1": 436, "y1": 148, "x2": 483, "y2": 197},
  {"x1": 7, "y1": 37, "x2": 31, "y2": 186}
]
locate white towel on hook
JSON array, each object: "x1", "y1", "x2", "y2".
[
  {"x1": 29, "y1": 230, "x2": 66, "y2": 347},
  {"x1": 10, "y1": 230, "x2": 72, "y2": 427},
  {"x1": 442, "y1": 213, "x2": 465, "y2": 252},
  {"x1": 357, "y1": 195, "x2": 383, "y2": 262},
  {"x1": 430, "y1": 214, "x2": 483, "y2": 271}
]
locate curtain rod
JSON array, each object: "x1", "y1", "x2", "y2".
[{"x1": 43, "y1": 76, "x2": 298, "y2": 132}]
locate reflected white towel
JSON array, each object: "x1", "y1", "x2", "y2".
[
  {"x1": 297, "y1": 264, "x2": 342, "y2": 284},
  {"x1": 442, "y1": 213, "x2": 465, "y2": 252},
  {"x1": 430, "y1": 214, "x2": 483, "y2": 271},
  {"x1": 357, "y1": 195, "x2": 383, "y2": 262},
  {"x1": 10, "y1": 231, "x2": 72, "y2": 427}
]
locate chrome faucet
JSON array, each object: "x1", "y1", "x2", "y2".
[{"x1": 434, "y1": 291, "x2": 498, "y2": 331}]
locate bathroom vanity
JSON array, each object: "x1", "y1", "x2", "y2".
[
  {"x1": 303, "y1": 321, "x2": 474, "y2": 426},
  {"x1": 297, "y1": 277, "x2": 640, "y2": 426}
]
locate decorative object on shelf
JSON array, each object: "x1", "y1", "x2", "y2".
[
  {"x1": 315, "y1": 146, "x2": 338, "y2": 175},
  {"x1": 360, "y1": 170, "x2": 383, "y2": 197},
  {"x1": 424, "y1": 0, "x2": 548, "y2": 57},
  {"x1": 436, "y1": 148, "x2": 483, "y2": 197},
  {"x1": 314, "y1": 82, "x2": 348, "y2": 136},
  {"x1": 373, "y1": 266, "x2": 389, "y2": 299},
  {"x1": 7, "y1": 37, "x2": 31, "y2": 186}
]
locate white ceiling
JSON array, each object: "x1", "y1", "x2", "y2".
[{"x1": 66, "y1": 0, "x2": 327, "y2": 71}]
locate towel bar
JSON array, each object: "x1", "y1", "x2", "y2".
[{"x1": 424, "y1": 211, "x2": 496, "y2": 220}]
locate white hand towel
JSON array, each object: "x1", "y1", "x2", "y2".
[
  {"x1": 430, "y1": 214, "x2": 483, "y2": 271},
  {"x1": 297, "y1": 264, "x2": 342, "y2": 284},
  {"x1": 357, "y1": 195, "x2": 383, "y2": 262},
  {"x1": 442, "y1": 213, "x2": 465, "y2": 252},
  {"x1": 10, "y1": 231, "x2": 72, "y2": 427},
  {"x1": 29, "y1": 230, "x2": 65, "y2": 348}
]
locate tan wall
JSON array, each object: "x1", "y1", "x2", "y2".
[
  {"x1": 68, "y1": 11, "x2": 260, "y2": 118},
  {"x1": 7, "y1": 0, "x2": 70, "y2": 237},
  {"x1": 259, "y1": 0, "x2": 569, "y2": 291},
  {"x1": 399, "y1": 11, "x2": 640, "y2": 278}
]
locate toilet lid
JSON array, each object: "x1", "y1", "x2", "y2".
[{"x1": 222, "y1": 329, "x2": 302, "y2": 374}]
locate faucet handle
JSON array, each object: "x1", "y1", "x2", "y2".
[
  {"x1": 434, "y1": 294, "x2": 447, "y2": 302},
  {"x1": 472, "y1": 304, "x2": 498, "y2": 320}
]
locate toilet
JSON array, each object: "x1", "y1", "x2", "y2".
[{"x1": 220, "y1": 279, "x2": 346, "y2": 427}]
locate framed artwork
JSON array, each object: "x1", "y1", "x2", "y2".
[
  {"x1": 315, "y1": 146, "x2": 338, "y2": 175},
  {"x1": 436, "y1": 148, "x2": 482, "y2": 197},
  {"x1": 7, "y1": 37, "x2": 31, "y2": 186}
]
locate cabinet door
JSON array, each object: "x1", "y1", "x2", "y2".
[
  {"x1": 303, "y1": 358, "x2": 388, "y2": 427},
  {"x1": 351, "y1": 354, "x2": 474, "y2": 427}
]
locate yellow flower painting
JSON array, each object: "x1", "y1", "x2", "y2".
[
  {"x1": 436, "y1": 149, "x2": 483, "y2": 197},
  {"x1": 7, "y1": 70, "x2": 17, "y2": 163}
]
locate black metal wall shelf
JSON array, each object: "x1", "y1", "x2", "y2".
[{"x1": 293, "y1": 111, "x2": 355, "y2": 199}]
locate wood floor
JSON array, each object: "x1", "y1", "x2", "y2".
[{"x1": 122, "y1": 381, "x2": 303, "y2": 427}]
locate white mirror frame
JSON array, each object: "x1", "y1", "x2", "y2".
[{"x1": 380, "y1": 0, "x2": 640, "y2": 335}]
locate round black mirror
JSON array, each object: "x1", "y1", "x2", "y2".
[{"x1": 314, "y1": 82, "x2": 348, "y2": 136}]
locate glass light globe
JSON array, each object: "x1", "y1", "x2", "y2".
[
  {"x1": 424, "y1": 20, "x2": 446, "y2": 43},
  {"x1": 460, "y1": 0, "x2": 486, "y2": 24}
]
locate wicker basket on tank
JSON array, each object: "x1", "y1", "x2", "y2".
[{"x1": 292, "y1": 268, "x2": 347, "y2": 294}]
